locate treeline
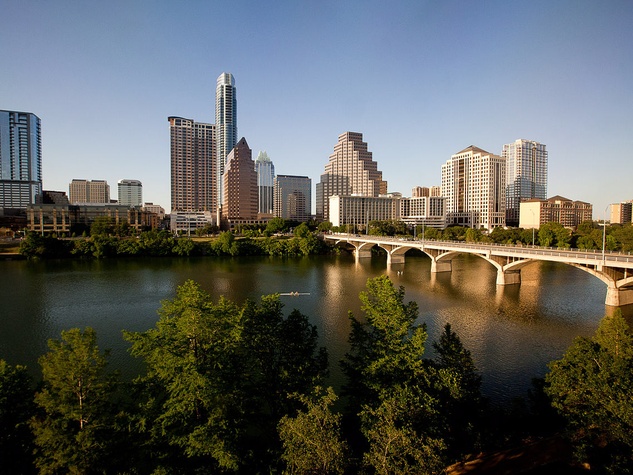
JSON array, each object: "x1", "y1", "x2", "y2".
[
  {"x1": 18, "y1": 227, "x2": 331, "y2": 260},
  {"x1": 2, "y1": 276, "x2": 632, "y2": 474},
  {"x1": 336, "y1": 220, "x2": 633, "y2": 253}
]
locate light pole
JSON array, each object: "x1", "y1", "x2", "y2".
[{"x1": 601, "y1": 204, "x2": 610, "y2": 263}]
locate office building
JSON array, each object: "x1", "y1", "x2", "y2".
[
  {"x1": 215, "y1": 72, "x2": 237, "y2": 206},
  {"x1": 0, "y1": 110, "x2": 42, "y2": 209},
  {"x1": 69, "y1": 179, "x2": 110, "y2": 204},
  {"x1": 168, "y1": 116, "x2": 216, "y2": 213},
  {"x1": 520, "y1": 196, "x2": 593, "y2": 229},
  {"x1": 610, "y1": 201, "x2": 633, "y2": 224},
  {"x1": 441, "y1": 146, "x2": 506, "y2": 230},
  {"x1": 412, "y1": 186, "x2": 429, "y2": 197},
  {"x1": 316, "y1": 132, "x2": 387, "y2": 221},
  {"x1": 255, "y1": 151, "x2": 275, "y2": 215},
  {"x1": 222, "y1": 138, "x2": 257, "y2": 222},
  {"x1": 118, "y1": 179, "x2": 143, "y2": 207},
  {"x1": 329, "y1": 194, "x2": 400, "y2": 228},
  {"x1": 502, "y1": 139, "x2": 548, "y2": 227},
  {"x1": 400, "y1": 196, "x2": 446, "y2": 229},
  {"x1": 274, "y1": 175, "x2": 311, "y2": 221}
]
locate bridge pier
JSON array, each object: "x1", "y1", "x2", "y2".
[
  {"x1": 387, "y1": 253, "x2": 405, "y2": 265},
  {"x1": 496, "y1": 270, "x2": 521, "y2": 286},
  {"x1": 354, "y1": 248, "x2": 372, "y2": 261},
  {"x1": 431, "y1": 260, "x2": 452, "y2": 273},
  {"x1": 606, "y1": 287, "x2": 633, "y2": 307}
]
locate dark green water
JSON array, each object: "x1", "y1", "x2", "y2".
[{"x1": 0, "y1": 253, "x2": 614, "y2": 403}]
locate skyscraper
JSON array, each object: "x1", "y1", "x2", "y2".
[
  {"x1": 168, "y1": 116, "x2": 216, "y2": 212},
  {"x1": 316, "y1": 132, "x2": 387, "y2": 221},
  {"x1": 215, "y1": 72, "x2": 237, "y2": 206},
  {"x1": 118, "y1": 179, "x2": 143, "y2": 206},
  {"x1": 222, "y1": 138, "x2": 257, "y2": 221},
  {"x1": 274, "y1": 175, "x2": 312, "y2": 221},
  {"x1": 0, "y1": 110, "x2": 42, "y2": 208},
  {"x1": 255, "y1": 151, "x2": 275, "y2": 215},
  {"x1": 502, "y1": 139, "x2": 548, "y2": 227},
  {"x1": 441, "y1": 145, "x2": 506, "y2": 230}
]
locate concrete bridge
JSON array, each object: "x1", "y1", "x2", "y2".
[{"x1": 323, "y1": 233, "x2": 633, "y2": 307}]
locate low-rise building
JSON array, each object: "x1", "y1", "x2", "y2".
[
  {"x1": 610, "y1": 201, "x2": 633, "y2": 224},
  {"x1": 519, "y1": 195, "x2": 593, "y2": 229}
]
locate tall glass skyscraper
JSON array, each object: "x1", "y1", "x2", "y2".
[
  {"x1": 215, "y1": 72, "x2": 237, "y2": 206},
  {"x1": 502, "y1": 139, "x2": 548, "y2": 227},
  {"x1": 255, "y1": 151, "x2": 275, "y2": 214},
  {"x1": 0, "y1": 110, "x2": 42, "y2": 208}
]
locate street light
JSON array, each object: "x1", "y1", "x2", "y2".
[{"x1": 601, "y1": 204, "x2": 610, "y2": 263}]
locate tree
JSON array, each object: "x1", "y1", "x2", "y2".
[
  {"x1": 278, "y1": 387, "x2": 347, "y2": 475},
  {"x1": 90, "y1": 216, "x2": 114, "y2": 236},
  {"x1": 125, "y1": 280, "x2": 246, "y2": 471},
  {"x1": 0, "y1": 360, "x2": 35, "y2": 474},
  {"x1": 431, "y1": 324, "x2": 484, "y2": 459},
  {"x1": 266, "y1": 217, "x2": 287, "y2": 235},
  {"x1": 293, "y1": 222, "x2": 311, "y2": 238},
  {"x1": 30, "y1": 328, "x2": 120, "y2": 474},
  {"x1": 545, "y1": 310, "x2": 633, "y2": 472}
]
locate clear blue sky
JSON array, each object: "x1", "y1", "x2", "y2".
[{"x1": 2, "y1": 0, "x2": 632, "y2": 217}]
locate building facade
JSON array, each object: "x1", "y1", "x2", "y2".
[
  {"x1": 255, "y1": 151, "x2": 275, "y2": 215},
  {"x1": 273, "y1": 175, "x2": 312, "y2": 221},
  {"x1": 441, "y1": 146, "x2": 506, "y2": 230},
  {"x1": 316, "y1": 132, "x2": 387, "y2": 221},
  {"x1": 610, "y1": 201, "x2": 633, "y2": 224},
  {"x1": 0, "y1": 110, "x2": 42, "y2": 209},
  {"x1": 400, "y1": 196, "x2": 446, "y2": 229},
  {"x1": 329, "y1": 194, "x2": 400, "y2": 228},
  {"x1": 519, "y1": 196, "x2": 593, "y2": 229},
  {"x1": 215, "y1": 72, "x2": 237, "y2": 206},
  {"x1": 502, "y1": 139, "x2": 548, "y2": 227},
  {"x1": 118, "y1": 179, "x2": 143, "y2": 207},
  {"x1": 168, "y1": 116, "x2": 216, "y2": 213},
  {"x1": 222, "y1": 138, "x2": 258, "y2": 222},
  {"x1": 69, "y1": 179, "x2": 110, "y2": 204}
]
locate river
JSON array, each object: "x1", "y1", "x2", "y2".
[{"x1": 0, "y1": 253, "x2": 619, "y2": 405}]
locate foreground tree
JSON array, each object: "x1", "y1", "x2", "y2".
[
  {"x1": 30, "y1": 328, "x2": 120, "y2": 474},
  {"x1": 278, "y1": 386, "x2": 347, "y2": 475},
  {"x1": 0, "y1": 360, "x2": 35, "y2": 474},
  {"x1": 545, "y1": 310, "x2": 633, "y2": 473}
]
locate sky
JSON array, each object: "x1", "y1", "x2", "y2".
[{"x1": 2, "y1": 0, "x2": 632, "y2": 217}]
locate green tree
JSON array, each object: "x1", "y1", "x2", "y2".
[
  {"x1": 90, "y1": 216, "x2": 114, "y2": 236},
  {"x1": 30, "y1": 328, "x2": 120, "y2": 474},
  {"x1": 125, "y1": 280, "x2": 246, "y2": 471},
  {"x1": 317, "y1": 221, "x2": 333, "y2": 233},
  {"x1": 293, "y1": 222, "x2": 311, "y2": 238},
  {"x1": 278, "y1": 387, "x2": 347, "y2": 475},
  {"x1": 360, "y1": 385, "x2": 445, "y2": 475},
  {"x1": 545, "y1": 310, "x2": 633, "y2": 473},
  {"x1": 266, "y1": 217, "x2": 287, "y2": 235},
  {"x1": 0, "y1": 360, "x2": 35, "y2": 474}
]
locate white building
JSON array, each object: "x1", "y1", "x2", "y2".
[
  {"x1": 400, "y1": 196, "x2": 446, "y2": 229},
  {"x1": 215, "y1": 73, "x2": 237, "y2": 206},
  {"x1": 255, "y1": 151, "x2": 275, "y2": 215},
  {"x1": 441, "y1": 146, "x2": 506, "y2": 231},
  {"x1": 329, "y1": 194, "x2": 400, "y2": 228},
  {"x1": 118, "y1": 179, "x2": 143, "y2": 207}
]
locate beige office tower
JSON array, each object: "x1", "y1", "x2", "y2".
[
  {"x1": 168, "y1": 116, "x2": 216, "y2": 212},
  {"x1": 69, "y1": 179, "x2": 110, "y2": 204},
  {"x1": 222, "y1": 138, "x2": 258, "y2": 220},
  {"x1": 316, "y1": 132, "x2": 387, "y2": 221},
  {"x1": 441, "y1": 145, "x2": 506, "y2": 230}
]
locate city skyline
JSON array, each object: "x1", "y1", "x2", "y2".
[{"x1": 1, "y1": 1, "x2": 632, "y2": 218}]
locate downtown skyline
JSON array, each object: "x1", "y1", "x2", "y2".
[{"x1": 1, "y1": 1, "x2": 632, "y2": 218}]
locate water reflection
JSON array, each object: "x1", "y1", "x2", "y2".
[{"x1": 0, "y1": 254, "x2": 614, "y2": 405}]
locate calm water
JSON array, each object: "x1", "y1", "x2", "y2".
[{"x1": 0, "y1": 253, "x2": 619, "y2": 404}]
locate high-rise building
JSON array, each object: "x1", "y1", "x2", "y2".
[
  {"x1": 610, "y1": 201, "x2": 633, "y2": 224},
  {"x1": 118, "y1": 179, "x2": 143, "y2": 207},
  {"x1": 215, "y1": 72, "x2": 237, "y2": 206},
  {"x1": 168, "y1": 116, "x2": 216, "y2": 213},
  {"x1": 316, "y1": 132, "x2": 387, "y2": 221},
  {"x1": 69, "y1": 179, "x2": 110, "y2": 204},
  {"x1": 412, "y1": 186, "x2": 430, "y2": 197},
  {"x1": 222, "y1": 138, "x2": 257, "y2": 221},
  {"x1": 441, "y1": 146, "x2": 506, "y2": 230},
  {"x1": 274, "y1": 175, "x2": 312, "y2": 221},
  {"x1": 255, "y1": 151, "x2": 275, "y2": 215},
  {"x1": 0, "y1": 110, "x2": 42, "y2": 208},
  {"x1": 502, "y1": 139, "x2": 547, "y2": 227}
]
